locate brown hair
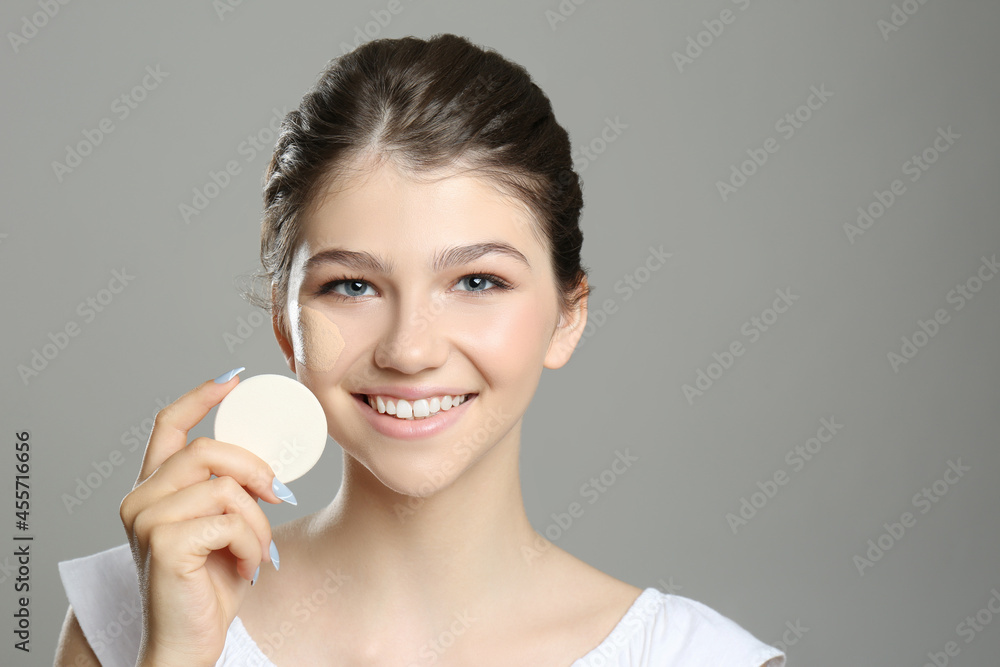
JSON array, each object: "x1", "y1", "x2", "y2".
[{"x1": 244, "y1": 33, "x2": 590, "y2": 337}]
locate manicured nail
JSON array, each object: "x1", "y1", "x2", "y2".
[
  {"x1": 214, "y1": 366, "x2": 246, "y2": 384},
  {"x1": 269, "y1": 540, "x2": 280, "y2": 571},
  {"x1": 251, "y1": 565, "x2": 260, "y2": 586},
  {"x1": 272, "y1": 477, "x2": 298, "y2": 505}
]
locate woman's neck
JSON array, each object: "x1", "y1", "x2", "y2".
[{"x1": 307, "y1": 427, "x2": 544, "y2": 612}]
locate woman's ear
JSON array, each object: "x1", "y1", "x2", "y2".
[
  {"x1": 271, "y1": 286, "x2": 297, "y2": 374},
  {"x1": 544, "y1": 277, "x2": 588, "y2": 370}
]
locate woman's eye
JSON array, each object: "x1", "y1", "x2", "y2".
[
  {"x1": 320, "y1": 279, "x2": 376, "y2": 298},
  {"x1": 455, "y1": 275, "x2": 497, "y2": 292}
]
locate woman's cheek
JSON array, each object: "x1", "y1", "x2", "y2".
[
  {"x1": 295, "y1": 303, "x2": 346, "y2": 372},
  {"x1": 470, "y1": 301, "x2": 549, "y2": 362}
]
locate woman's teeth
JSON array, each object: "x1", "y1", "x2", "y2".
[{"x1": 366, "y1": 394, "x2": 470, "y2": 420}]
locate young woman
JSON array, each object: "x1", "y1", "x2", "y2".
[{"x1": 56, "y1": 33, "x2": 786, "y2": 666}]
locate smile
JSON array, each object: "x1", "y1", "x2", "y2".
[{"x1": 360, "y1": 394, "x2": 474, "y2": 420}]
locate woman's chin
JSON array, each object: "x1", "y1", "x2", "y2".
[{"x1": 347, "y1": 451, "x2": 465, "y2": 501}]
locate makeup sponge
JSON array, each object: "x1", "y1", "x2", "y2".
[{"x1": 213, "y1": 374, "x2": 328, "y2": 483}]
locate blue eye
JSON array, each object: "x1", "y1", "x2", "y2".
[
  {"x1": 318, "y1": 279, "x2": 376, "y2": 298},
  {"x1": 456, "y1": 275, "x2": 496, "y2": 292},
  {"x1": 454, "y1": 273, "x2": 515, "y2": 295}
]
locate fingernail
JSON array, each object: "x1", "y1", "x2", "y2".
[
  {"x1": 214, "y1": 366, "x2": 246, "y2": 384},
  {"x1": 251, "y1": 565, "x2": 260, "y2": 586},
  {"x1": 269, "y1": 540, "x2": 280, "y2": 571},
  {"x1": 272, "y1": 477, "x2": 298, "y2": 505}
]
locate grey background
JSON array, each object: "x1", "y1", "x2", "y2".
[{"x1": 2, "y1": 0, "x2": 998, "y2": 664}]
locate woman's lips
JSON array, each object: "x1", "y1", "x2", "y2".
[{"x1": 352, "y1": 392, "x2": 477, "y2": 440}]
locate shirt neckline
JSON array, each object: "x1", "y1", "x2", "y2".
[
  {"x1": 570, "y1": 587, "x2": 664, "y2": 663},
  {"x1": 231, "y1": 586, "x2": 665, "y2": 665}
]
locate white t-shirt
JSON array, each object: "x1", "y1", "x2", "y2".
[{"x1": 58, "y1": 543, "x2": 786, "y2": 666}]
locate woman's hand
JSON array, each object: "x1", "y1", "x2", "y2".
[{"x1": 119, "y1": 368, "x2": 294, "y2": 666}]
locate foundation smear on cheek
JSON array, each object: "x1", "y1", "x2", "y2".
[{"x1": 295, "y1": 304, "x2": 345, "y2": 371}]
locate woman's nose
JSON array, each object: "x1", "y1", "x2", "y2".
[{"x1": 373, "y1": 293, "x2": 450, "y2": 374}]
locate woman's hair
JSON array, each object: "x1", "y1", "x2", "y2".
[{"x1": 244, "y1": 33, "x2": 590, "y2": 337}]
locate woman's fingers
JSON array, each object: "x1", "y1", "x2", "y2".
[
  {"x1": 144, "y1": 438, "x2": 285, "y2": 503},
  {"x1": 131, "y1": 476, "x2": 274, "y2": 563},
  {"x1": 122, "y1": 439, "x2": 289, "y2": 532},
  {"x1": 146, "y1": 513, "x2": 263, "y2": 582},
  {"x1": 134, "y1": 368, "x2": 245, "y2": 486}
]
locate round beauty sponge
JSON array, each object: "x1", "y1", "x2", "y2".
[{"x1": 213, "y1": 374, "x2": 328, "y2": 483}]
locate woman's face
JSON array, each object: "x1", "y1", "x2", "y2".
[{"x1": 274, "y1": 159, "x2": 586, "y2": 497}]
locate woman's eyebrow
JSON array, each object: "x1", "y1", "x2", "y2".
[
  {"x1": 305, "y1": 241, "x2": 531, "y2": 274},
  {"x1": 434, "y1": 242, "x2": 531, "y2": 272},
  {"x1": 305, "y1": 248, "x2": 390, "y2": 274}
]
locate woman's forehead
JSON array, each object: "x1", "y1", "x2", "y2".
[{"x1": 300, "y1": 163, "x2": 542, "y2": 255}]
